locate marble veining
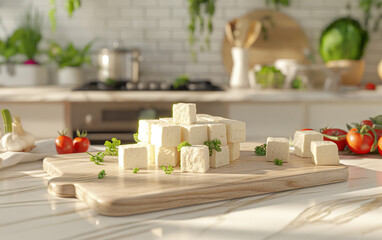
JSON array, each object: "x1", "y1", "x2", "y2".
[{"x1": 0, "y1": 157, "x2": 382, "y2": 240}]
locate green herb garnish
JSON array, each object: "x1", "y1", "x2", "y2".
[
  {"x1": 87, "y1": 152, "x2": 106, "y2": 165},
  {"x1": 98, "y1": 169, "x2": 106, "y2": 179},
  {"x1": 255, "y1": 144, "x2": 267, "y2": 156},
  {"x1": 104, "y1": 138, "x2": 121, "y2": 156},
  {"x1": 161, "y1": 165, "x2": 174, "y2": 174},
  {"x1": 274, "y1": 158, "x2": 283, "y2": 166},
  {"x1": 204, "y1": 139, "x2": 222, "y2": 156},
  {"x1": 133, "y1": 168, "x2": 139, "y2": 173},
  {"x1": 173, "y1": 74, "x2": 190, "y2": 89},
  {"x1": 177, "y1": 141, "x2": 191, "y2": 152},
  {"x1": 133, "y1": 133, "x2": 140, "y2": 143}
]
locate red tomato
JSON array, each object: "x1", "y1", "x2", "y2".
[
  {"x1": 361, "y1": 120, "x2": 373, "y2": 127},
  {"x1": 346, "y1": 128, "x2": 374, "y2": 154},
  {"x1": 321, "y1": 128, "x2": 347, "y2": 151},
  {"x1": 365, "y1": 82, "x2": 376, "y2": 90},
  {"x1": 375, "y1": 129, "x2": 382, "y2": 140},
  {"x1": 55, "y1": 130, "x2": 73, "y2": 154},
  {"x1": 378, "y1": 137, "x2": 382, "y2": 156},
  {"x1": 73, "y1": 130, "x2": 90, "y2": 153}
]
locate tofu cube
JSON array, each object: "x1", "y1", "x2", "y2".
[
  {"x1": 151, "y1": 123, "x2": 181, "y2": 147},
  {"x1": 155, "y1": 147, "x2": 179, "y2": 166},
  {"x1": 266, "y1": 137, "x2": 289, "y2": 162},
  {"x1": 173, "y1": 103, "x2": 197, "y2": 124},
  {"x1": 210, "y1": 145, "x2": 229, "y2": 168},
  {"x1": 137, "y1": 119, "x2": 160, "y2": 144},
  {"x1": 180, "y1": 124, "x2": 208, "y2": 145},
  {"x1": 118, "y1": 144, "x2": 147, "y2": 170},
  {"x1": 294, "y1": 131, "x2": 323, "y2": 158},
  {"x1": 228, "y1": 143, "x2": 240, "y2": 162},
  {"x1": 219, "y1": 119, "x2": 246, "y2": 143},
  {"x1": 311, "y1": 141, "x2": 340, "y2": 166},
  {"x1": 181, "y1": 145, "x2": 209, "y2": 173},
  {"x1": 204, "y1": 122, "x2": 227, "y2": 145},
  {"x1": 147, "y1": 144, "x2": 155, "y2": 164},
  {"x1": 159, "y1": 117, "x2": 173, "y2": 123},
  {"x1": 196, "y1": 114, "x2": 214, "y2": 122}
]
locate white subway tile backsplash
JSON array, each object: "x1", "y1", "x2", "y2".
[{"x1": 0, "y1": 0, "x2": 380, "y2": 84}]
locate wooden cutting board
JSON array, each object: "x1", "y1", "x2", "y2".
[{"x1": 43, "y1": 142, "x2": 348, "y2": 216}]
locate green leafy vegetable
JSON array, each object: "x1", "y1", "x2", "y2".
[
  {"x1": 177, "y1": 141, "x2": 191, "y2": 152},
  {"x1": 255, "y1": 144, "x2": 267, "y2": 156},
  {"x1": 319, "y1": 17, "x2": 368, "y2": 62},
  {"x1": 161, "y1": 165, "x2": 174, "y2": 174},
  {"x1": 16, "y1": 8, "x2": 42, "y2": 61},
  {"x1": 274, "y1": 158, "x2": 283, "y2": 166},
  {"x1": 98, "y1": 169, "x2": 106, "y2": 179},
  {"x1": 48, "y1": 41, "x2": 92, "y2": 68},
  {"x1": 87, "y1": 152, "x2": 105, "y2": 165},
  {"x1": 255, "y1": 66, "x2": 285, "y2": 88},
  {"x1": 291, "y1": 77, "x2": 303, "y2": 89},
  {"x1": 133, "y1": 133, "x2": 140, "y2": 143},
  {"x1": 204, "y1": 139, "x2": 222, "y2": 156},
  {"x1": 133, "y1": 168, "x2": 139, "y2": 173},
  {"x1": 104, "y1": 138, "x2": 121, "y2": 156},
  {"x1": 173, "y1": 74, "x2": 190, "y2": 90}
]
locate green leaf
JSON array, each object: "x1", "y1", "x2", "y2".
[
  {"x1": 104, "y1": 138, "x2": 121, "y2": 156},
  {"x1": 98, "y1": 169, "x2": 106, "y2": 179},
  {"x1": 273, "y1": 158, "x2": 283, "y2": 166},
  {"x1": 133, "y1": 133, "x2": 140, "y2": 143},
  {"x1": 132, "y1": 168, "x2": 139, "y2": 173},
  {"x1": 204, "y1": 139, "x2": 222, "y2": 156},
  {"x1": 254, "y1": 144, "x2": 267, "y2": 156},
  {"x1": 177, "y1": 141, "x2": 191, "y2": 152}
]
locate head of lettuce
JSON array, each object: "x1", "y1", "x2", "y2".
[{"x1": 319, "y1": 17, "x2": 368, "y2": 63}]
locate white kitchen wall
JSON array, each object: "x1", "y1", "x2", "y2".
[{"x1": 0, "y1": 0, "x2": 381, "y2": 84}]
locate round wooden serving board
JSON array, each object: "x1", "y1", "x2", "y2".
[
  {"x1": 222, "y1": 9, "x2": 310, "y2": 74},
  {"x1": 43, "y1": 142, "x2": 348, "y2": 216}
]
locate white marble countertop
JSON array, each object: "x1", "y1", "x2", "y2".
[
  {"x1": 1, "y1": 86, "x2": 382, "y2": 103},
  {"x1": 1, "y1": 154, "x2": 382, "y2": 240}
]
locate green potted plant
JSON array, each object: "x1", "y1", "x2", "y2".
[
  {"x1": 0, "y1": 9, "x2": 48, "y2": 86},
  {"x1": 48, "y1": 41, "x2": 92, "y2": 86}
]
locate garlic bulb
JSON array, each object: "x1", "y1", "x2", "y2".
[{"x1": 0, "y1": 110, "x2": 35, "y2": 152}]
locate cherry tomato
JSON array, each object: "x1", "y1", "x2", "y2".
[
  {"x1": 365, "y1": 82, "x2": 376, "y2": 90},
  {"x1": 55, "y1": 130, "x2": 73, "y2": 154},
  {"x1": 73, "y1": 130, "x2": 90, "y2": 153},
  {"x1": 321, "y1": 128, "x2": 347, "y2": 151},
  {"x1": 378, "y1": 137, "x2": 382, "y2": 156},
  {"x1": 361, "y1": 120, "x2": 373, "y2": 127},
  {"x1": 346, "y1": 127, "x2": 374, "y2": 154}
]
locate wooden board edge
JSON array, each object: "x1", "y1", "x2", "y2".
[{"x1": 83, "y1": 166, "x2": 349, "y2": 216}]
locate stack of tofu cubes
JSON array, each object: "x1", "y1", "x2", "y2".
[
  {"x1": 118, "y1": 103, "x2": 246, "y2": 173},
  {"x1": 265, "y1": 130, "x2": 340, "y2": 166}
]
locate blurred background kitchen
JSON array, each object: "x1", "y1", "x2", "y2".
[{"x1": 0, "y1": 0, "x2": 382, "y2": 144}]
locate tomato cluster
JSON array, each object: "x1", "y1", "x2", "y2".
[
  {"x1": 55, "y1": 130, "x2": 90, "y2": 154},
  {"x1": 303, "y1": 115, "x2": 382, "y2": 156}
]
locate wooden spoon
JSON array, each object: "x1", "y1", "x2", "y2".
[{"x1": 244, "y1": 21, "x2": 262, "y2": 49}]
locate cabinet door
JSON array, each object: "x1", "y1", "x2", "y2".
[
  {"x1": 0, "y1": 103, "x2": 67, "y2": 139},
  {"x1": 228, "y1": 103, "x2": 305, "y2": 141}
]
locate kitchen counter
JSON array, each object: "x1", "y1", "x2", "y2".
[
  {"x1": 1, "y1": 86, "x2": 382, "y2": 103},
  {"x1": 1, "y1": 154, "x2": 382, "y2": 240}
]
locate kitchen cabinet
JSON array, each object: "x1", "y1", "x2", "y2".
[{"x1": 1, "y1": 87, "x2": 382, "y2": 141}]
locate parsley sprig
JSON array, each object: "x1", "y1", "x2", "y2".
[
  {"x1": 274, "y1": 158, "x2": 283, "y2": 166},
  {"x1": 177, "y1": 141, "x2": 191, "y2": 152},
  {"x1": 133, "y1": 168, "x2": 139, "y2": 173},
  {"x1": 104, "y1": 138, "x2": 121, "y2": 156},
  {"x1": 87, "y1": 152, "x2": 106, "y2": 165},
  {"x1": 161, "y1": 165, "x2": 174, "y2": 174},
  {"x1": 204, "y1": 139, "x2": 222, "y2": 156},
  {"x1": 133, "y1": 133, "x2": 140, "y2": 143},
  {"x1": 98, "y1": 169, "x2": 106, "y2": 179},
  {"x1": 255, "y1": 144, "x2": 267, "y2": 156}
]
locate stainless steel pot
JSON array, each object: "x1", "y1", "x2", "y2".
[{"x1": 97, "y1": 47, "x2": 141, "y2": 82}]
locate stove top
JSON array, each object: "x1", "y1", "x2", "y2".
[{"x1": 73, "y1": 80, "x2": 223, "y2": 91}]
